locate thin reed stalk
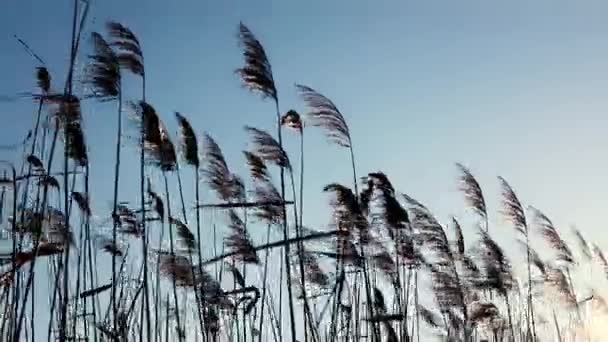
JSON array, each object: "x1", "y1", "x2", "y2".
[{"x1": 162, "y1": 172, "x2": 184, "y2": 342}]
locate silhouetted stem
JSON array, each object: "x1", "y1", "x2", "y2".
[
  {"x1": 552, "y1": 309, "x2": 562, "y2": 342},
  {"x1": 195, "y1": 200, "x2": 293, "y2": 209},
  {"x1": 273, "y1": 100, "x2": 297, "y2": 342},
  {"x1": 193, "y1": 170, "x2": 206, "y2": 335},
  {"x1": 525, "y1": 232, "x2": 537, "y2": 341},
  {"x1": 288, "y1": 171, "x2": 315, "y2": 342},
  {"x1": 162, "y1": 172, "x2": 184, "y2": 342},
  {"x1": 140, "y1": 77, "x2": 152, "y2": 342},
  {"x1": 257, "y1": 225, "x2": 272, "y2": 342},
  {"x1": 201, "y1": 230, "x2": 341, "y2": 266}
]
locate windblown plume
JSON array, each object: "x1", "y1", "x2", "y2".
[
  {"x1": 38, "y1": 175, "x2": 59, "y2": 189},
  {"x1": 516, "y1": 239, "x2": 546, "y2": 275},
  {"x1": 243, "y1": 151, "x2": 270, "y2": 183},
  {"x1": 544, "y1": 266, "x2": 576, "y2": 307},
  {"x1": 250, "y1": 183, "x2": 284, "y2": 225},
  {"x1": 147, "y1": 182, "x2": 164, "y2": 221},
  {"x1": 225, "y1": 210, "x2": 259, "y2": 264},
  {"x1": 175, "y1": 112, "x2": 199, "y2": 167},
  {"x1": 406, "y1": 198, "x2": 453, "y2": 265},
  {"x1": 359, "y1": 176, "x2": 374, "y2": 216},
  {"x1": 281, "y1": 110, "x2": 303, "y2": 131},
  {"x1": 592, "y1": 244, "x2": 608, "y2": 279},
  {"x1": 0, "y1": 242, "x2": 63, "y2": 269},
  {"x1": 36, "y1": 67, "x2": 51, "y2": 93},
  {"x1": 133, "y1": 101, "x2": 160, "y2": 148},
  {"x1": 151, "y1": 124, "x2": 177, "y2": 171},
  {"x1": 201, "y1": 133, "x2": 240, "y2": 201},
  {"x1": 529, "y1": 207, "x2": 574, "y2": 265},
  {"x1": 461, "y1": 254, "x2": 482, "y2": 286},
  {"x1": 498, "y1": 177, "x2": 528, "y2": 235},
  {"x1": 372, "y1": 249, "x2": 397, "y2": 283},
  {"x1": 417, "y1": 305, "x2": 443, "y2": 329},
  {"x1": 50, "y1": 95, "x2": 88, "y2": 166},
  {"x1": 323, "y1": 183, "x2": 366, "y2": 232},
  {"x1": 71, "y1": 192, "x2": 91, "y2": 217},
  {"x1": 300, "y1": 249, "x2": 330, "y2": 288},
  {"x1": 469, "y1": 302, "x2": 500, "y2": 326},
  {"x1": 367, "y1": 172, "x2": 409, "y2": 233},
  {"x1": 114, "y1": 204, "x2": 142, "y2": 236},
  {"x1": 45, "y1": 208, "x2": 73, "y2": 245},
  {"x1": 54, "y1": 94, "x2": 82, "y2": 124},
  {"x1": 100, "y1": 240, "x2": 123, "y2": 257},
  {"x1": 428, "y1": 265, "x2": 465, "y2": 315},
  {"x1": 157, "y1": 251, "x2": 196, "y2": 287},
  {"x1": 295, "y1": 84, "x2": 351, "y2": 147},
  {"x1": 373, "y1": 287, "x2": 387, "y2": 313},
  {"x1": 451, "y1": 217, "x2": 465, "y2": 258},
  {"x1": 106, "y1": 22, "x2": 140, "y2": 49},
  {"x1": 394, "y1": 230, "x2": 421, "y2": 267},
  {"x1": 195, "y1": 268, "x2": 225, "y2": 304},
  {"x1": 170, "y1": 217, "x2": 197, "y2": 254},
  {"x1": 367, "y1": 172, "x2": 395, "y2": 194},
  {"x1": 130, "y1": 101, "x2": 176, "y2": 170},
  {"x1": 402, "y1": 193, "x2": 427, "y2": 211},
  {"x1": 456, "y1": 163, "x2": 487, "y2": 220},
  {"x1": 106, "y1": 21, "x2": 144, "y2": 76},
  {"x1": 572, "y1": 227, "x2": 592, "y2": 261},
  {"x1": 230, "y1": 175, "x2": 246, "y2": 202},
  {"x1": 64, "y1": 123, "x2": 88, "y2": 166},
  {"x1": 446, "y1": 308, "x2": 465, "y2": 334},
  {"x1": 84, "y1": 32, "x2": 120, "y2": 100},
  {"x1": 26, "y1": 155, "x2": 44, "y2": 170},
  {"x1": 235, "y1": 22, "x2": 277, "y2": 101},
  {"x1": 476, "y1": 228, "x2": 514, "y2": 297},
  {"x1": 244, "y1": 126, "x2": 290, "y2": 170},
  {"x1": 371, "y1": 287, "x2": 398, "y2": 342},
  {"x1": 12, "y1": 209, "x2": 43, "y2": 236}
]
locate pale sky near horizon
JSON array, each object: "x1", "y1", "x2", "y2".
[{"x1": 1, "y1": 0, "x2": 608, "y2": 340}]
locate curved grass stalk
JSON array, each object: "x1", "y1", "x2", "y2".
[
  {"x1": 162, "y1": 172, "x2": 184, "y2": 342},
  {"x1": 287, "y1": 170, "x2": 316, "y2": 342},
  {"x1": 272, "y1": 100, "x2": 297, "y2": 341},
  {"x1": 257, "y1": 225, "x2": 272, "y2": 342}
]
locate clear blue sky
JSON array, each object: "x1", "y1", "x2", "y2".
[{"x1": 1, "y1": 0, "x2": 608, "y2": 339}]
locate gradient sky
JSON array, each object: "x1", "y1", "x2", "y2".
[{"x1": 1, "y1": 0, "x2": 608, "y2": 340}]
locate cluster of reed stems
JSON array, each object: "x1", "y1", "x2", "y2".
[{"x1": 0, "y1": 3, "x2": 605, "y2": 341}]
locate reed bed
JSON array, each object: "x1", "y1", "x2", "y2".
[{"x1": 0, "y1": 3, "x2": 605, "y2": 341}]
